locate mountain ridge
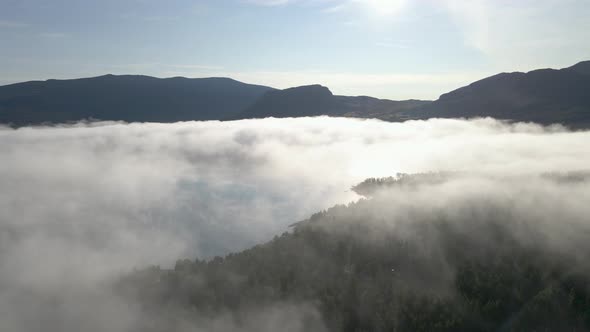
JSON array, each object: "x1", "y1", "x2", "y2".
[
  {"x1": 407, "y1": 61, "x2": 590, "y2": 128},
  {"x1": 231, "y1": 84, "x2": 431, "y2": 120},
  {"x1": 1, "y1": 60, "x2": 590, "y2": 127},
  {"x1": 0, "y1": 74, "x2": 275, "y2": 125}
]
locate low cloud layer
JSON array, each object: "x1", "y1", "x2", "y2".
[{"x1": 0, "y1": 117, "x2": 589, "y2": 331}]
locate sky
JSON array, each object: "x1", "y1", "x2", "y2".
[{"x1": 1, "y1": 0, "x2": 589, "y2": 99}]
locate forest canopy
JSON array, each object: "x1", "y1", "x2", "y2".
[{"x1": 119, "y1": 173, "x2": 590, "y2": 332}]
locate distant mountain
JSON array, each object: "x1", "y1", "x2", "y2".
[
  {"x1": 232, "y1": 85, "x2": 336, "y2": 119},
  {"x1": 0, "y1": 75, "x2": 274, "y2": 126},
  {"x1": 336, "y1": 95, "x2": 430, "y2": 121},
  {"x1": 407, "y1": 61, "x2": 590, "y2": 128},
  {"x1": 3, "y1": 61, "x2": 590, "y2": 127},
  {"x1": 231, "y1": 84, "x2": 430, "y2": 120}
]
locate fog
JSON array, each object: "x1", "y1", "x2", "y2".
[{"x1": 0, "y1": 117, "x2": 589, "y2": 331}]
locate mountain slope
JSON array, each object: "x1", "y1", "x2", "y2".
[
  {"x1": 232, "y1": 84, "x2": 430, "y2": 120},
  {"x1": 408, "y1": 61, "x2": 590, "y2": 128},
  {"x1": 0, "y1": 75, "x2": 274, "y2": 125}
]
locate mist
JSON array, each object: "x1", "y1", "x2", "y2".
[{"x1": 1, "y1": 117, "x2": 589, "y2": 331}]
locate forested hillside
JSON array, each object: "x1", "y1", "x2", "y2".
[{"x1": 118, "y1": 173, "x2": 590, "y2": 332}]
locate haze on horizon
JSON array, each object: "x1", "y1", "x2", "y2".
[{"x1": 1, "y1": 0, "x2": 589, "y2": 100}]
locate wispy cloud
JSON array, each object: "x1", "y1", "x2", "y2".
[
  {"x1": 168, "y1": 64, "x2": 225, "y2": 71},
  {"x1": 375, "y1": 39, "x2": 411, "y2": 49},
  {"x1": 321, "y1": 0, "x2": 408, "y2": 19},
  {"x1": 244, "y1": 0, "x2": 293, "y2": 6},
  {"x1": 246, "y1": 0, "x2": 352, "y2": 12},
  {"x1": 322, "y1": 2, "x2": 348, "y2": 13},
  {"x1": 117, "y1": 12, "x2": 179, "y2": 22},
  {"x1": 39, "y1": 32, "x2": 67, "y2": 39},
  {"x1": 0, "y1": 20, "x2": 29, "y2": 28},
  {"x1": 93, "y1": 62, "x2": 225, "y2": 73},
  {"x1": 142, "y1": 15, "x2": 179, "y2": 22},
  {"x1": 352, "y1": 0, "x2": 408, "y2": 17}
]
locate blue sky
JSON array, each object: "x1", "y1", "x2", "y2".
[{"x1": 1, "y1": 0, "x2": 589, "y2": 99}]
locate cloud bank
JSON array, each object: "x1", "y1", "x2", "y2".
[{"x1": 0, "y1": 117, "x2": 589, "y2": 331}]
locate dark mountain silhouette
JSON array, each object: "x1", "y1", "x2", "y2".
[
  {"x1": 569, "y1": 60, "x2": 590, "y2": 76},
  {"x1": 232, "y1": 85, "x2": 337, "y2": 119},
  {"x1": 0, "y1": 74, "x2": 274, "y2": 125},
  {"x1": 231, "y1": 84, "x2": 430, "y2": 120},
  {"x1": 407, "y1": 61, "x2": 590, "y2": 128},
  {"x1": 2, "y1": 61, "x2": 590, "y2": 127}
]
